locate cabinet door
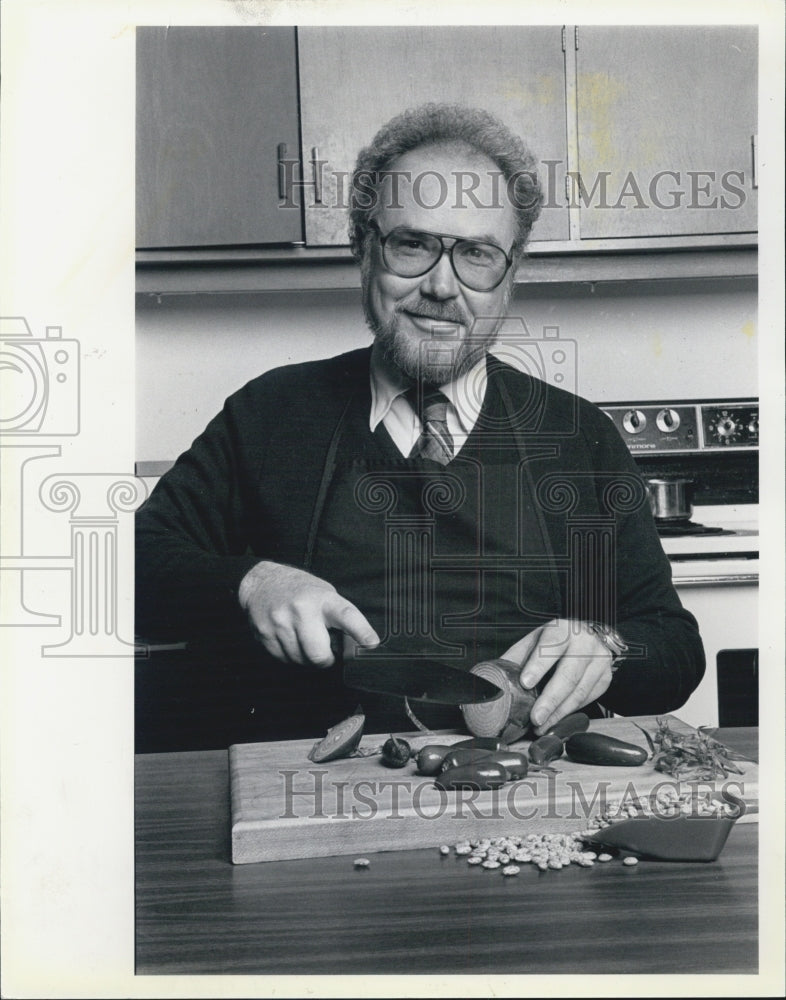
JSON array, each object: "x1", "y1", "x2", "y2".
[
  {"x1": 136, "y1": 27, "x2": 302, "y2": 249},
  {"x1": 298, "y1": 26, "x2": 569, "y2": 246},
  {"x1": 574, "y1": 26, "x2": 757, "y2": 239}
]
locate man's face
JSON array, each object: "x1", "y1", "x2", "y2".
[{"x1": 360, "y1": 144, "x2": 519, "y2": 386}]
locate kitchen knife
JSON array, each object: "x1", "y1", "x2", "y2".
[{"x1": 330, "y1": 630, "x2": 503, "y2": 706}]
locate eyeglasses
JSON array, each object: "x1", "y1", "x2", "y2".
[{"x1": 369, "y1": 222, "x2": 514, "y2": 292}]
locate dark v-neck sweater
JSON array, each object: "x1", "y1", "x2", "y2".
[
  {"x1": 136, "y1": 347, "x2": 704, "y2": 730},
  {"x1": 309, "y1": 370, "x2": 563, "y2": 667}
]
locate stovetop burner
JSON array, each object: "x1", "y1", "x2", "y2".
[{"x1": 655, "y1": 520, "x2": 736, "y2": 537}]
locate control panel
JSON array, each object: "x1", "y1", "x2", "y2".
[
  {"x1": 600, "y1": 400, "x2": 758, "y2": 454},
  {"x1": 702, "y1": 404, "x2": 759, "y2": 449}
]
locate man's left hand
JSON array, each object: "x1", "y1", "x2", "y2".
[{"x1": 502, "y1": 619, "x2": 614, "y2": 736}]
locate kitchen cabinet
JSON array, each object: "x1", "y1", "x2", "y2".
[
  {"x1": 573, "y1": 26, "x2": 758, "y2": 239},
  {"x1": 136, "y1": 26, "x2": 302, "y2": 248},
  {"x1": 297, "y1": 26, "x2": 570, "y2": 246},
  {"x1": 135, "y1": 25, "x2": 759, "y2": 291}
]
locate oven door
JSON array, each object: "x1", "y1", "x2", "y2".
[{"x1": 670, "y1": 557, "x2": 758, "y2": 728}]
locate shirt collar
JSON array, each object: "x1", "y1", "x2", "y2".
[
  {"x1": 369, "y1": 340, "x2": 411, "y2": 431},
  {"x1": 369, "y1": 339, "x2": 488, "y2": 434}
]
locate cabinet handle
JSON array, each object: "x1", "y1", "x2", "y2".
[
  {"x1": 277, "y1": 143, "x2": 288, "y2": 200},
  {"x1": 311, "y1": 147, "x2": 323, "y2": 205},
  {"x1": 751, "y1": 135, "x2": 757, "y2": 190}
]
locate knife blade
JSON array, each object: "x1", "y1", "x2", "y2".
[
  {"x1": 330, "y1": 630, "x2": 503, "y2": 705},
  {"x1": 343, "y1": 656, "x2": 504, "y2": 705}
]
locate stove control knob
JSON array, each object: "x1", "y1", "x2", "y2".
[
  {"x1": 709, "y1": 411, "x2": 742, "y2": 444},
  {"x1": 622, "y1": 409, "x2": 647, "y2": 434},
  {"x1": 747, "y1": 414, "x2": 759, "y2": 436},
  {"x1": 656, "y1": 408, "x2": 681, "y2": 433}
]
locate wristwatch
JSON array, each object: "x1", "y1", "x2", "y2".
[{"x1": 584, "y1": 621, "x2": 629, "y2": 673}]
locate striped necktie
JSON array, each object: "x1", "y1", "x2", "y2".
[{"x1": 409, "y1": 387, "x2": 454, "y2": 465}]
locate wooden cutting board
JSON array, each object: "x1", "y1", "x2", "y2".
[{"x1": 229, "y1": 715, "x2": 758, "y2": 864}]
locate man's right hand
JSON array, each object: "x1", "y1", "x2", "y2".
[{"x1": 238, "y1": 561, "x2": 380, "y2": 667}]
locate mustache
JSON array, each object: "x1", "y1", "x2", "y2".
[{"x1": 397, "y1": 299, "x2": 471, "y2": 326}]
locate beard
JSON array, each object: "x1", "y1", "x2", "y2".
[
  {"x1": 361, "y1": 256, "x2": 512, "y2": 387},
  {"x1": 369, "y1": 309, "x2": 488, "y2": 386}
]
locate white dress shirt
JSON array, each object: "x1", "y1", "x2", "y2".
[{"x1": 368, "y1": 340, "x2": 488, "y2": 459}]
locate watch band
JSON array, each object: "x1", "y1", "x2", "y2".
[{"x1": 584, "y1": 621, "x2": 629, "y2": 672}]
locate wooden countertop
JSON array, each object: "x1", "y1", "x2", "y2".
[{"x1": 135, "y1": 728, "x2": 758, "y2": 976}]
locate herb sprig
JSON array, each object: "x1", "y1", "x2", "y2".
[{"x1": 634, "y1": 718, "x2": 748, "y2": 781}]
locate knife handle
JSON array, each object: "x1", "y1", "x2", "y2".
[{"x1": 328, "y1": 627, "x2": 344, "y2": 665}]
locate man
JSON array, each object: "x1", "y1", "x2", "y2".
[{"x1": 136, "y1": 103, "x2": 704, "y2": 741}]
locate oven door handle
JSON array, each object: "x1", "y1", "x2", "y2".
[{"x1": 675, "y1": 573, "x2": 759, "y2": 586}]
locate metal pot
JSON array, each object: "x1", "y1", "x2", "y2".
[{"x1": 646, "y1": 477, "x2": 694, "y2": 521}]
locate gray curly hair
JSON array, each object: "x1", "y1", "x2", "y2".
[{"x1": 349, "y1": 103, "x2": 542, "y2": 261}]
